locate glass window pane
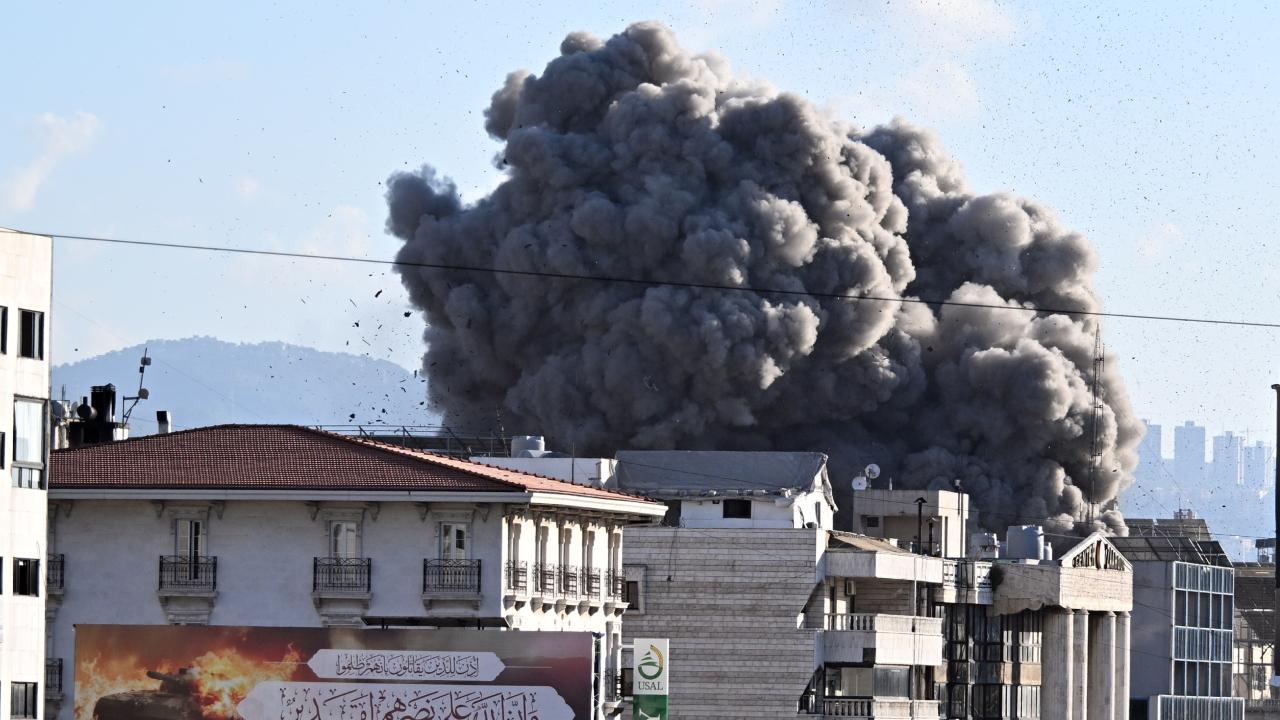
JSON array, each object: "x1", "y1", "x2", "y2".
[{"x1": 14, "y1": 400, "x2": 43, "y2": 464}]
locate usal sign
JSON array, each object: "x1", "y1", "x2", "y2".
[{"x1": 632, "y1": 638, "x2": 669, "y2": 720}]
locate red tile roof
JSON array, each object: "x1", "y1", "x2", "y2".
[{"x1": 49, "y1": 424, "x2": 658, "y2": 505}]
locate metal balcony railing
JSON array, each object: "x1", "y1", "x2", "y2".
[
  {"x1": 534, "y1": 563, "x2": 558, "y2": 594},
  {"x1": 423, "y1": 559, "x2": 480, "y2": 593},
  {"x1": 607, "y1": 570, "x2": 626, "y2": 599},
  {"x1": 506, "y1": 560, "x2": 528, "y2": 592},
  {"x1": 585, "y1": 567, "x2": 601, "y2": 597},
  {"x1": 313, "y1": 557, "x2": 371, "y2": 593},
  {"x1": 45, "y1": 659, "x2": 63, "y2": 694},
  {"x1": 47, "y1": 554, "x2": 65, "y2": 591},
  {"x1": 559, "y1": 565, "x2": 581, "y2": 597},
  {"x1": 158, "y1": 556, "x2": 217, "y2": 591}
]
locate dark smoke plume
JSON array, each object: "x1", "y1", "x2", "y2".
[{"x1": 386, "y1": 22, "x2": 1142, "y2": 535}]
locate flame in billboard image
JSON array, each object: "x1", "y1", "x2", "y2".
[{"x1": 76, "y1": 648, "x2": 302, "y2": 720}]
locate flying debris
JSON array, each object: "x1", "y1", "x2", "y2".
[{"x1": 385, "y1": 22, "x2": 1141, "y2": 535}]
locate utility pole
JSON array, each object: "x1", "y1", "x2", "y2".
[{"x1": 1271, "y1": 384, "x2": 1280, "y2": 698}]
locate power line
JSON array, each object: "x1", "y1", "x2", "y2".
[{"x1": 6, "y1": 227, "x2": 1280, "y2": 329}]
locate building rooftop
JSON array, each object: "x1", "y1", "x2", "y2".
[
  {"x1": 614, "y1": 450, "x2": 828, "y2": 497},
  {"x1": 1109, "y1": 535, "x2": 1232, "y2": 567},
  {"x1": 49, "y1": 424, "x2": 662, "y2": 506}
]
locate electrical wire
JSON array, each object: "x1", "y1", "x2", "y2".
[{"x1": 5, "y1": 227, "x2": 1280, "y2": 329}]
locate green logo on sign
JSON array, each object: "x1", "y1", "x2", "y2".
[{"x1": 637, "y1": 644, "x2": 665, "y2": 681}]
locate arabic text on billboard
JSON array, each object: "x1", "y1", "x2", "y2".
[{"x1": 74, "y1": 625, "x2": 593, "y2": 720}]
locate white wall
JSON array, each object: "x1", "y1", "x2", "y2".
[
  {"x1": 849, "y1": 489, "x2": 969, "y2": 558},
  {"x1": 678, "y1": 488, "x2": 831, "y2": 529},
  {"x1": 49, "y1": 496, "x2": 632, "y2": 720},
  {"x1": 0, "y1": 230, "x2": 51, "y2": 720}
]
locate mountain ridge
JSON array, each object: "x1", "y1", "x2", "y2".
[{"x1": 52, "y1": 337, "x2": 439, "y2": 434}]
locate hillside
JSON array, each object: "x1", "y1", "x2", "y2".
[{"x1": 52, "y1": 338, "x2": 439, "y2": 434}]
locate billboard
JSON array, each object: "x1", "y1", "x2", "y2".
[
  {"x1": 75, "y1": 625, "x2": 594, "y2": 720},
  {"x1": 631, "y1": 638, "x2": 668, "y2": 720}
]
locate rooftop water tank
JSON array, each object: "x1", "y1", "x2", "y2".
[
  {"x1": 511, "y1": 435, "x2": 546, "y2": 458},
  {"x1": 1006, "y1": 525, "x2": 1045, "y2": 562}
]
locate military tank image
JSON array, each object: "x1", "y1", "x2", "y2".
[{"x1": 92, "y1": 669, "x2": 203, "y2": 720}]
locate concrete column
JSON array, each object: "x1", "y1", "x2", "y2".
[
  {"x1": 1114, "y1": 612, "x2": 1130, "y2": 720},
  {"x1": 1042, "y1": 608, "x2": 1075, "y2": 720},
  {"x1": 1088, "y1": 611, "x2": 1116, "y2": 720},
  {"x1": 1072, "y1": 610, "x2": 1090, "y2": 720}
]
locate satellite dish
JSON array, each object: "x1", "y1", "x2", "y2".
[
  {"x1": 864, "y1": 464, "x2": 881, "y2": 480},
  {"x1": 851, "y1": 476, "x2": 869, "y2": 491}
]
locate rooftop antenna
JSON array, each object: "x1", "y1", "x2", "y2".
[
  {"x1": 122, "y1": 348, "x2": 152, "y2": 425},
  {"x1": 1086, "y1": 331, "x2": 1105, "y2": 527}
]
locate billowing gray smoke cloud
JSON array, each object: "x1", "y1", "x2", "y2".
[{"x1": 385, "y1": 22, "x2": 1142, "y2": 535}]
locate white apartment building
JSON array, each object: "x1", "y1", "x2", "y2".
[
  {"x1": 0, "y1": 229, "x2": 52, "y2": 720},
  {"x1": 1110, "y1": 535, "x2": 1245, "y2": 720},
  {"x1": 45, "y1": 424, "x2": 664, "y2": 720}
]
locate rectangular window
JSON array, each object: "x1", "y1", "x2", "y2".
[
  {"x1": 0, "y1": 306, "x2": 7, "y2": 354},
  {"x1": 441, "y1": 522, "x2": 468, "y2": 561},
  {"x1": 12, "y1": 398, "x2": 45, "y2": 488},
  {"x1": 864, "y1": 515, "x2": 881, "y2": 528},
  {"x1": 330, "y1": 521, "x2": 361, "y2": 559},
  {"x1": 10, "y1": 681, "x2": 37, "y2": 719},
  {"x1": 176, "y1": 519, "x2": 206, "y2": 558},
  {"x1": 722, "y1": 498, "x2": 752, "y2": 519},
  {"x1": 624, "y1": 580, "x2": 641, "y2": 606},
  {"x1": 18, "y1": 309, "x2": 43, "y2": 360},
  {"x1": 13, "y1": 557, "x2": 39, "y2": 596}
]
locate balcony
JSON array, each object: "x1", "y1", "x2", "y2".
[
  {"x1": 938, "y1": 559, "x2": 993, "y2": 605},
  {"x1": 47, "y1": 554, "x2": 64, "y2": 595},
  {"x1": 158, "y1": 556, "x2": 217, "y2": 592},
  {"x1": 607, "y1": 570, "x2": 626, "y2": 599},
  {"x1": 559, "y1": 565, "x2": 581, "y2": 597},
  {"x1": 422, "y1": 559, "x2": 481, "y2": 611},
  {"x1": 505, "y1": 560, "x2": 529, "y2": 602},
  {"x1": 313, "y1": 557, "x2": 371, "y2": 593},
  {"x1": 584, "y1": 567, "x2": 602, "y2": 607},
  {"x1": 817, "y1": 698, "x2": 940, "y2": 719},
  {"x1": 533, "y1": 563, "x2": 559, "y2": 598},
  {"x1": 312, "y1": 558, "x2": 371, "y2": 627},
  {"x1": 819, "y1": 613, "x2": 943, "y2": 666},
  {"x1": 157, "y1": 556, "x2": 217, "y2": 624},
  {"x1": 45, "y1": 659, "x2": 63, "y2": 697}
]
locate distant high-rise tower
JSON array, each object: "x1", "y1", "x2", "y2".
[
  {"x1": 1136, "y1": 420, "x2": 1164, "y2": 484},
  {"x1": 1210, "y1": 431, "x2": 1243, "y2": 487},
  {"x1": 1173, "y1": 421, "x2": 1206, "y2": 489},
  {"x1": 1242, "y1": 441, "x2": 1274, "y2": 490}
]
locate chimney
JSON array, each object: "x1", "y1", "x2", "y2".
[{"x1": 156, "y1": 410, "x2": 173, "y2": 435}]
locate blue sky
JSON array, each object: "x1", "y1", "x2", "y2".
[{"x1": 2, "y1": 1, "x2": 1277, "y2": 453}]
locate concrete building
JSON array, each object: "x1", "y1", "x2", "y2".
[
  {"x1": 1211, "y1": 433, "x2": 1245, "y2": 488},
  {"x1": 482, "y1": 445, "x2": 1136, "y2": 720},
  {"x1": 45, "y1": 424, "x2": 665, "y2": 720},
  {"x1": 1110, "y1": 535, "x2": 1243, "y2": 720},
  {"x1": 1138, "y1": 422, "x2": 1165, "y2": 483},
  {"x1": 1232, "y1": 563, "x2": 1277, "y2": 720},
  {"x1": 0, "y1": 229, "x2": 52, "y2": 720},
  {"x1": 1174, "y1": 423, "x2": 1207, "y2": 490},
  {"x1": 612, "y1": 451, "x2": 942, "y2": 719},
  {"x1": 1241, "y1": 444, "x2": 1273, "y2": 492}
]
